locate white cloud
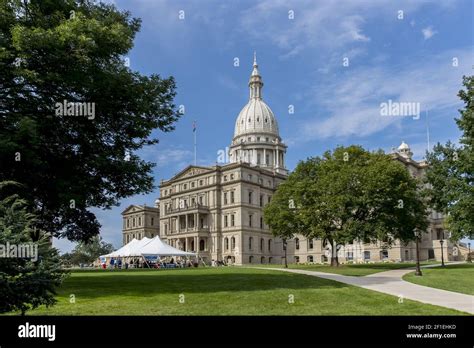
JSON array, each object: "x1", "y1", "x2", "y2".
[
  {"x1": 237, "y1": 0, "x2": 441, "y2": 60},
  {"x1": 295, "y1": 48, "x2": 471, "y2": 141},
  {"x1": 156, "y1": 148, "x2": 193, "y2": 168},
  {"x1": 422, "y1": 26, "x2": 437, "y2": 40}
]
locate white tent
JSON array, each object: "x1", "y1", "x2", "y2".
[
  {"x1": 100, "y1": 238, "x2": 141, "y2": 258},
  {"x1": 100, "y1": 236, "x2": 195, "y2": 258},
  {"x1": 139, "y1": 236, "x2": 196, "y2": 257}
]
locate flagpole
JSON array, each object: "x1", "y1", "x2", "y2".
[{"x1": 194, "y1": 121, "x2": 197, "y2": 166}]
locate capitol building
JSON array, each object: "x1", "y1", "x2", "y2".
[{"x1": 121, "y1": 56, "x2": 469, "y2": 265}]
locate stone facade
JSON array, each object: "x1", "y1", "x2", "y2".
[
  {"x1": 122, "y1": 204, "x2": 160, "y2": 245},
  {"x1": 158, "y1": 163, "x2": 286, "y2": 264}
]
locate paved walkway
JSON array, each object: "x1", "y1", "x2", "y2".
[{"x1": 256, "y1": 263, "x2": 474, "y2": 314}]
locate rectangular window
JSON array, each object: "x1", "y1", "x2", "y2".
[
  {"x1": 346, "y1": 252, "x2": 353, "y2": 260},
  {"x1": 260, "y1": 217, "x2": 263, "y2": 229},
  {"x1": 224, "y1": 192, "x2": 228, "y2": 205},
  {"x1": 248, "y1": 191, "x2": 253, "y2": 204},
  {"x1": 364, "y1": 251, "x2": 370, "y2": 260},
  {"x1": 260, "y1": 194, "x2": 263, "y2": 207},
  {"x1": 199, "y1": 196, "x2": 203, "y2": 205},
  {"x1": 231, "y1": 214, "x2": 235, "y2": 227},
  {"x1": 224, "y1": 215, "x2": 228, "y2": 227},
  {"x1": 151, "y1": 217, "x2": 154, "y2": 226},
  {"x1": 249, "y1": 214, "x2": 253, "y2": 227},
  {"x1": 308, "y1": 239, "x2": 314, "y2": 249},
  {"x1": 127, "y1": 219, "x2": 130, "y2": 228},
  {"x1": 231, "y1": 191, "x2": 235, "y2": 203}
]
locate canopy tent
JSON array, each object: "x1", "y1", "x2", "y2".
[
  {"x1": 100, "y1": 236, "x2": 195, "y2": 258},
  {"x1": 139, "y1": 236, "x2": 196, "y2": 257},
  {"x1": 100, "y1": 238, "x2": 142, "y2": 258}
]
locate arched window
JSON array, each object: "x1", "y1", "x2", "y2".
[
  {"x1": 260, "y1": 238, "x2": 264, "y2": 251},
  {"x1": 307, "y1": 255, "x2": 313, "y2": 263},
  {"x1": 199, "y1": 239, "x2": 205, "y2": 251},
  {"x1": 224, "y1": 237, "x2": 229, "y2": 250},
  {"x1": 268, "y1": 239, "x2": 272, "y2": 251},
  {"x1": 231, "y1": 237, "x2": 235, "y2": 250},
  {"x1": 295, "y1": 238, "x2": 300, "y2": 250},
  {"x1": 249, "y1": 256, "x2": 253, "y2": 263},
  {"x1": 261, "y1": 256, "x2": 265, "y2": 264},
  {"x1": 249, "y1": 237, "x2": 253, "y2": 250}
]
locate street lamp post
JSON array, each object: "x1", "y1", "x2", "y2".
[
  {"x1": 468, "y1": 242, "x2": 472, "y2": 263},
  {"x1": 440, "y1": 239, "x2": 445, "y2": 267},
  {"x1": 414, "y1": 230, "x2": 422, "y2": 276},
  {"x1": 283, "y1": 239, "x2": 288, "y2": 268}
]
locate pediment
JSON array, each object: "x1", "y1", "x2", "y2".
[
  {"x1": 168, "y1": 165, "x2": 213, "y2": 181},
  {"x1": 121, "y1": 205, "x2": 144, "y2": 215}
]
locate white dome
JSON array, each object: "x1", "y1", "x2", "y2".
[
  {"x1": 398, "y1": 141, "x2": 410, "y2": 151},
  {"x1": 234, "y1": 98, "x2": 279, "y2": 138}
]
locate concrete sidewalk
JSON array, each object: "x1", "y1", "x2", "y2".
[{"x1": 256, "y1": 263, "x2": 474, "y2": 314}]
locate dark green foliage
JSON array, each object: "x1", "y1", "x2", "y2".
[
  {"x1": 265, "y1": 146, "x2": 428, "y2": 266},
  {"x1": 0, "y1": 0, "x2": 181, "y2": 242},
  {"x1": 425, "y1": 76, "x2": 474, "y2": 240},
  {"x1": 0, "y1": 182, "x2": 67, "y2": 315}
]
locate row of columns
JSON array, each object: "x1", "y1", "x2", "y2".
[
  {"x1": 169, "y1": 236, "x2": 209, "y2": 253},
  {"x1": 231, "y1": 147, "x2": 285, "y2": 168}
]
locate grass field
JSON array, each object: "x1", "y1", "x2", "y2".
[
  {"x1": 403, "y1": 263, "x2": 474, "y2": 295},
  {"x1": 252, "y1": 261, "x2": 437, "y2": 276},
  {"x1": 21, "y1": 267, "x2": 465, "y2": 315}
]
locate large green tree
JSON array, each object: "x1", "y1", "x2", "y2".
[
  {"x1": 0, "y1": 0, "x2": 180, "y2": 242},
  {"x1": 264, "y1": 146, "x2": 429, "y2": 266},
  {"x1": 425, "y1": 76, "x2": 474, "y2": 241},
  {"x1": 0, "y1": 182, "x2": 66, "y2": 315}
]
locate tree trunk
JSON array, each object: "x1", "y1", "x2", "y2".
[{"x1": 330, "y1": 240, "x2": 339, "y2": 267}]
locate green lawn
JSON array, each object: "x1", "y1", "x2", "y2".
[
  {"x1": 251, "y1": 261, "x2": 437, "y2": 276},
  {"x1": 17, "y1": 267, "x2": 466, "y2": 315},
  {"x1": 403, "y1": 263, "x2": 474, "y2": 295}
]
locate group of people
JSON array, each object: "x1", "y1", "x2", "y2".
[{"x1": 102, "y1": 257, "x2": 199, "y2": 270}]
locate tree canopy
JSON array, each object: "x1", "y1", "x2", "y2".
[
  {"x1": 0, "y1": 182, "x2": 66, "y2": 315},
  {"x1": 264, "y1": 146, "x2": 428, "y2": 266},
  {"x1": 0, "y1": 0, "x2": 181, "y2": 242},
  {"x1": 425, "y1": 75, "x2": 474, "y2": 241},
  {"x1": 61, "y1": 235, "x2": 114, "y2": 266}
]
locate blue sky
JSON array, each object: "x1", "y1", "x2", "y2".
[{"x1": 54, "y1": 0, "x2": 473, "y2": 252}]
